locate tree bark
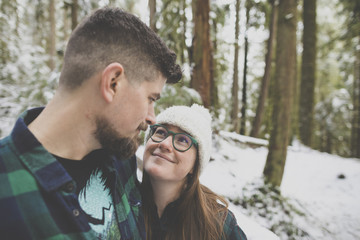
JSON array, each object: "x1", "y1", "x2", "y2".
[
  {"x1": 71, "y1": 0, "x2": 78, "y2": 30},
  {"x1": 180, "y1": 0, "x2": 187, "y2": 64},
  {"x1": 191, "y1": 0, "x2": 213, "y2": 108},
  {"x1": 299, "y1": 0, "x2": 317, "y2": 146},
  {"x1": 263, "y1": 0, "x2": 297, "y2": 187},
  {"x1": 231, "y1": 0, "x2": 241, "y2": 132},
  {"x1": 149, "y1": 0, "x2": 157, "y2": 32},
  {"x1": 63, "y1": 3, "x2": 70, "y2": 42},
  {"x1": 240, "y1": 0, "x2": 250, "y2": 135},
  {"x1": 250, "y1": 0, "x2": 278, "y2": 138},
  {"x1": 48, "y1": 0, "x2": 56, "y2": 71},
  {"x1": 351, "y1": 36, "x2": 360, "y2": 157}
]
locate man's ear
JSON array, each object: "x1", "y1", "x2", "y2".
[{"x1": 100, "y1": 62, "x2": 124, "y2": 103}]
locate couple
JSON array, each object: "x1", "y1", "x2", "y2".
[{"x1": 0, "y1": 7, "x2": 246, "y2": 240}]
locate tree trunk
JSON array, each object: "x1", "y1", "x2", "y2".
[
  {"x1": 231, "y1": 0, "x2": 241, "y2": 133},
  {"x1": 0, "y1": 1, "x2": 18, "y2": 66},
  {"x1": 263, "y1": 0, "x2": 297, "y2": 187},
  {"x1": 299, "y1": 0, "x2": 317, "y2": 146},
  {"x1": 325, "y1": 128, "x2": 332, "y2": 154},
  {"x1": 48, "y1": 0, "x2": 56, "y2": 71},
  {"x1": 250, "y1": 0, "x2": 278, "y2": 138},
  {"x1": 34, "y1": 1, "x2": 46, "y2": 46},
  {"x1": 210, "y1": 18, "x2": 219, "y2": 116},
  {"x1": 351, "y1": 36, "x2": 360, "y2": 157},
  {"x1": 240, "y1": 0, "x2": 250, "y2": 135},
  {"x1": 71, "y1": 0, "x2": 78, "y2": 30},
  {"x1": 63, "y1": 3, "x2": 70, "y2": 42},
  {"x1": 191, "y1": 0, "x2": 212, "y2": 108},
  {"x1": 357, "y1": 46, "x2": 360, "y2": 158},
  {"x1": 180, "y1": 0, "x2": 187, "y2": 64},
  {"x1": 149, "y1": 0, "x2": 157, "y2": 32}
]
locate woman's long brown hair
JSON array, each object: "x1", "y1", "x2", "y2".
[{"x1": 141, "y1": 153, "x2": 229, "y2": 240}]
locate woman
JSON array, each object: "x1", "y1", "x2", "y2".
[{"x1": 141, "y1": 104, "x2": 247, "y2": 240}]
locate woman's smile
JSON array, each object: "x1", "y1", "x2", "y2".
[{"x1": 152, "y1": 150, "x2": 175, "y2": 163}]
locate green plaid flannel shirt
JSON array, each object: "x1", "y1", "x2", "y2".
[
  {"x1": 222, "y1": 209, "x2": 247, "y2": 240},
  {"x1": 0, "y1": 108, "x2": 145, "y2": 239},
  {"x1": 149, "y1": 197, "x2": 247, "y2": 240}
]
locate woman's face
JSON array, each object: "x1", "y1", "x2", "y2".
[{"x1": 143, "y1": 125, "x2": 197, "y2": 184}]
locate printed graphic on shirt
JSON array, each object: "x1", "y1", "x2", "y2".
[{"x1": 78, "y1": 171, "x2": 121, "y2": 239}]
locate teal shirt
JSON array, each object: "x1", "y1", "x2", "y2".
[{"x1": 0, "y1": 108, "x2": 145, "y2": 239}]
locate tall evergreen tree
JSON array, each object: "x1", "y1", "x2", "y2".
[
  {"x1": 353, "y1": 42, "x2": 360, "y2": 158},
  {"x1": 231, "y1": 0, "x2": 241, "y2": 133},
  {"x1": 149, "y1": 0, "x2": 157, "y2": 32},
  {"x1": 250, "y1": 0, "x2": 278, "y2": 138},
  {"x1": 158, "y1": 0, "x2": 188, "y2": 67},
  {"x1": 299, "y1": 0, "x2": 317, "y2": 146},
  {"x1": 263, "y1": 0, "x2": 297, "y2": 187},
  {"x1": 191, "y1": 0, "x2": 213, "y2": 108},
  {"x1": 0, "y1": 0, "x2": 18, "y2": 74},
  {"x1": 62, "y1": 2, "x2": 71, "y2": 42},
  {"x1": 340, "y1": 0, "x2": 360, "y2": 157},
  {"x1": 48, "y1": 0, "x2": 56, "y2": 71},
  {"x1": 209, "y1": 4, "x2": 225, "y2": 117},
  {"x1": 71, "y1": 0, "x2": 78, "y2": 30},
  {"x1": 34, "y1": 0, "x2": 48, "y2": 46},
  {"x1": 240, "y1": 0, "x2": 251, "y2": 135}
]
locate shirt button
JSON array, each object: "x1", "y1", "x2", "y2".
[
  {"x1": 73, "y1": 209, "x2": 80, "y2": 217},
  {"x1": 63, "y1": 182, "x2": 75, "y2": 193}
]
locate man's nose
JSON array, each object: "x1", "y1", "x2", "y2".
[{"x1": 146, "y1": 105, "x2": 156, "y2": 125}]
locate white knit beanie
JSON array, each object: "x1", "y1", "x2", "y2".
[{"x1": 145, "y1": 104, "x2": 212, "y2": 174}]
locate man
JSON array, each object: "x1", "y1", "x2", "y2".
[{"x1": 0, "y1": 7, "x2": 181, "y2": 240}]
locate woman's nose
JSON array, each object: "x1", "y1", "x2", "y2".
[{"x1": 159, "y1": 135, "x2": 173, "y2": 152}]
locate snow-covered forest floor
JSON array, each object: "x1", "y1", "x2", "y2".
[{"x1": 198, "y1": 131, "x2": 360, "y2": 240}]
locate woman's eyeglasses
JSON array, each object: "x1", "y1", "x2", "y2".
[{"x1": 149, "y1": 124, "x2": 198, "y2": 152}]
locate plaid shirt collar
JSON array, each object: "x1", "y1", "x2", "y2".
[{"x1": 11, "y1": 107, "x2": 72, "y2": 192}]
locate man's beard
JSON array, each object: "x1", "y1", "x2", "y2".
[{"x1": 94, "y1": 116, "x2": 147, "y2": 159}]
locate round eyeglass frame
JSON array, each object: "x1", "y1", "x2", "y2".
[{"x1": 149, "y1": 124, "x2": 198, "y2": 152}]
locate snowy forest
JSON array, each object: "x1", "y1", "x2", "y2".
[{"x1": 0, "y1": 0, "x2": 359, "y2": 239}]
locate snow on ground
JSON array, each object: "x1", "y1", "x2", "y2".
[
  {"x1": 282, "y1": 142, "x2": 360, "y2": 240},
  {"x1": 199, "y1": 131, "x2": 360, "y2": 240}
]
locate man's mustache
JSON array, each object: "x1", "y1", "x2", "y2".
[{"x1": 138, "y1": 122, "x2": 148, "y2": 132}]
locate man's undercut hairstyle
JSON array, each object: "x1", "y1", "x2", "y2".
[{"x1": 59, "y1": 7, "x2": 182, "y2": 89}]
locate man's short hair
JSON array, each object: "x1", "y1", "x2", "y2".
[{"x1": 59, "y1": 7, "x2": 182, "y2": 89}]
